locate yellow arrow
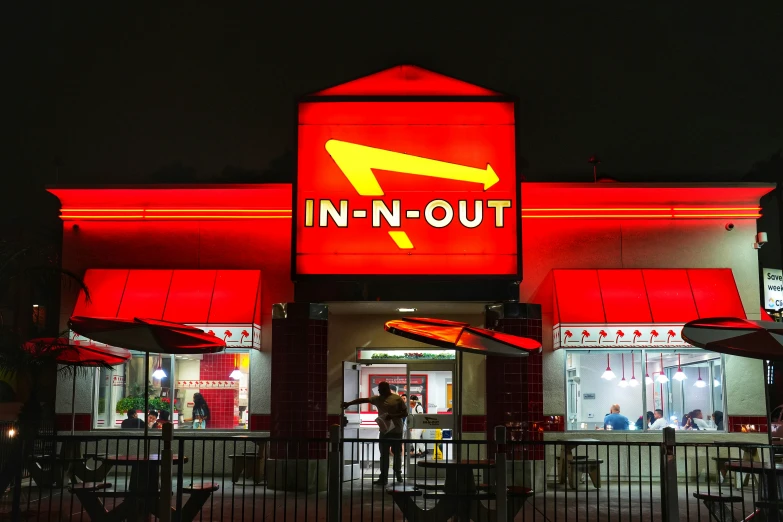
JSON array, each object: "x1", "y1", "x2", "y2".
[{"x1": 325, "y1": 139, "x2": 500, "y2": 196}]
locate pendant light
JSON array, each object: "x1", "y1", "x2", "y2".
[
  {"x1": 713, "y1": 378, "x2": 721, "y2": 387},
  {"x1": 673, "y1": 354, "x2": 687, "y2": 381},
  {"x1": 629, "y1": 352, "x2": 639, "y2": 387},
  {"x1": 229, "y1": 353, "x2": 241, "y2": 380},
  {"x1": 656, "y1": 353, "x2": 669, "y2": 383},
  {"x1": 152, "y1": 355, "x2": 166, "y2": 379},
  {"x1": 618, "y1": 353, "x2": 628, "y2": 387},
  {"x1": 694, "y1": 367, "x2": 707, "y2": 388},
  {"x1": 645, "y1": 353, "x2": 654, "y2": 385},
  {"x1": 601, "y1": 354, "x2": 616, "y2": 380}
]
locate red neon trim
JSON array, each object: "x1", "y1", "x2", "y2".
[
  {"x1": 522, "y1": 214, "x2": 760, "y2": 219},
  {"x1": 60, "y1": 214, "x2": 291, "y2": 220},
  {"x1": 143, "y1": 209, "x2": 291, "y2": 213},
  {"x1": 60, "y1": 215, "x2": 145, "y2": 219},
  {"x1": 523, "y1": 207, "x2": 760, "y2": 211}
]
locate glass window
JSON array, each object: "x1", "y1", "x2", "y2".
[
  {"x1": 565, "y1": 350, "x2": 724, "y2": 432},
  {"x1": 96, "y1": 350, "x2": 251, "y2": 430}
]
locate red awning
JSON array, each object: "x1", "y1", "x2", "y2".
[
  {"x1": 536, "y1": 269, "x2": 747, "y2": 349},
  {"x1": 545, "y1": 268, "x2": 746, "y2": 324},
  {"x1": 71, "y1": 269, "x2": 262, "y2": 349}
]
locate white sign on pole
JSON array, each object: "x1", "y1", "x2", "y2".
[{"x1": 763, "y1": 268, "x2": 783, "y2": 310}]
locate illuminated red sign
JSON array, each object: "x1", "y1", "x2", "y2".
[{"x1": 294, "y1": 66, "x2": 518, "y2": 276}]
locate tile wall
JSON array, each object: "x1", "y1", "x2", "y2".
[
  {"x1": 199, "y1": 353, "x2": 239, "y2": 429},
  {"x1": 270, "y1": 303, "x2": 328, "y2": 459},
  {"x1": 485, "y1": 303, "x2": 545, "y2": 459}
]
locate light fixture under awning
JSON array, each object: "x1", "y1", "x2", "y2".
[
  {"x1": 70, "y1": 269, "x2": 263, "y2": 349},
  {"x1": 384, "y1": 317, "x2": 541, "y2": 357}
]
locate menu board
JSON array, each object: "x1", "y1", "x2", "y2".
[{"x1": 365, "y1": 374, "x2": 428, "y2": 412}]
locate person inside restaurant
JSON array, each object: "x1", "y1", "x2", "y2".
[
  {"x1": 604, "y1": 404, "x2": 630, "y2": 430},
  {"x1": 649, "y1": 409, "x2": 668, "y2": 429},
  {"x1": 147, "y1": 410, "x2": 158, "y2": 428},
  {"x1": 120, "y1": 409, "x2": 144, "y2": 429}
]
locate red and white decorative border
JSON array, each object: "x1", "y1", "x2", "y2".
[
  {"x1": 69, "y1": 323, "x2": 262, "y2": 350},
  {"x1": 553, "y1": 324, "x2": 693, "y2": 349}
]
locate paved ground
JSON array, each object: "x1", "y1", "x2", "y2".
[{"x1": 2, "y1": 474, "x2": 771, "y2": 522}]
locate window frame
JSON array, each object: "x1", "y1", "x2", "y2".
[
  {"x1": 93, "y1": 348, "x2": 253, "y2": 430},
  {"x1": 563, "y1": 348, "x2": 726, "y2": 433}
]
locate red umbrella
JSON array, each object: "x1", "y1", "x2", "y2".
[
  {"x1": 682, "y1": 316, "x2": 783, "y2": 444},
  {"x1": 24, "y1": 338, "x2": 131, "y2": 434},
  {"x1": 384, "y1": 317, "x2": 541, "y2": 356},
  {"x1": 69, "y1": 317, "x2": 226, "y2": 437},
  {"x1": 681, "y1": 317, "x2": 783, "y2": 360},
  {"x1": 69, "y1": 317, "x2": 226, "y2": 355}
]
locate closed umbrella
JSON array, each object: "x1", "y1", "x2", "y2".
[
  {"x1": 24, "y1": 338, "x2": 131, "y2": 434},
  {"x1": 682, "y1": 316, "x2": 783, "y2": 444},
  {"x1": 68, "y1": 317, "x2": 226, "y2": 437}
]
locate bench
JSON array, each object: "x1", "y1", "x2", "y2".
[
  {"x1": 177, "y1": 483, "x2": 221, "y2": 522},
  {"x1": 68, "y1": 482, "x2": 112, "y2": 492},
  {"x1": 570, "y1": 459, "x2": 603, "y2": 489},
  {"x1": 693, "y1": 492, "x2": 744, "y2": 522},
  {"x1": 228, "y1": 453, "x2": 264, "y2": 484}
]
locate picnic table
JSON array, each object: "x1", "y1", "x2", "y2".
[
  {"x1": 387, "y1": 459, "x2": 532, "y2": 522},
  {"x1": 557, "y1": 438, "x2": 600, "y2": 488},
  {"x1": 69, "y1": 453, "x2": 216, "y2": 522},
  {"x1": 725, "y1": 461, "x2": 783, "y2": 522}
]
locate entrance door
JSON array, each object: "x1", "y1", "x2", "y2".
[
  {"x1": 446, "y1": 383, "x2": 453, "y2": 410},
  {"x1": 342, "y1": 362, "x2": 361, "y2": 480}
]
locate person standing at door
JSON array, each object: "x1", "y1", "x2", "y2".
[
  {"x1": 342, "y1": 381, "x2": 408, "y2": 485},
  {"x1": 408, "y1": 396, "x2": 426, "y2": 458}
]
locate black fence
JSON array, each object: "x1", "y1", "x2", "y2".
[{"x1": 1, "y1": 426, "x2": 781, "y2": 521}]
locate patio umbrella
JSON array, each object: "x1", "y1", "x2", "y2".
[
  {"x1": 384, "y1": 317, "x2": 542, "y2": 356},
  {"x1": 682, "y1": 316, "x2": 783, "y2": 443},
  {"x1": 68, "y1": 317, "x2": 226, "y2": 437},
  {"x1": 385, "y1": 317, "x2": 541, "y2": 445},
  {"x1": 24, "y1": 338, "x2": 131, "y2": 434}
]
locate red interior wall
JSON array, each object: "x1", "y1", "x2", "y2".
[{"x1": 199, "y1": 353, "x2": 239, "y2": 429}]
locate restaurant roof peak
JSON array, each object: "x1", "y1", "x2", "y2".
[{"x1": 308, "y1": 64, "x2": 504, "y2": 97}]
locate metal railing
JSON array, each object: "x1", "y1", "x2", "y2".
[{"x1": 1, "y1": 426, "x2": 781, "y2": 521}]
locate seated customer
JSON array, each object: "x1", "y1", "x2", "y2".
[
  {"x1": 147, "y1": 410, "x2": 159, "y2": 428},
  {"x1": 649, "y1": 409, "x2": 668, "y2": 430},
  {"x1": 604, "y1": 404, "x2": 630, "y2": 430},
  {"x1": 636, "y1": 411, "x2": 655, "y2": 430},
  {"x1": 120, "y1": 409, "x2": 144, "y2": 429},
  {"x1": 713, "y1": 410, "x2": 724, "y2": 431},
  {"x1": 692, "y1": 409, "x2": 710, "y2": 430}
]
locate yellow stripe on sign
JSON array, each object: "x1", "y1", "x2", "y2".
[{"x1": 388, "y1": 231, "x2": 414, "y2": 249}]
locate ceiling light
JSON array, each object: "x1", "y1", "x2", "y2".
[
  {"x1": 645, "y1": 353, "x2": 654, "y2": 385},
  {"x1": 230, "y1": 353, "x2": 241, "y2": 380},
  {"x1": 601, "y1": 354, "x2": 616, "y2": 381},
  {"x1": 618, "y1": 353, "x2": 628, "y2": 387},
  {"x1": 656, "y1": 354, "x2": 669, "y2": 383},
  {"x1": 713, "y1": 379, "x2": 721, "y2": 387},
  {"x1": 673, "y1": 354, "x2": 687, "y2": 381},
  {"x1": 628, "y1": 352, "x2": 639, "y2": 387},
  {"x1": 152, "y1": 355, "x2": 166, "y2": 379},
  {"x1": 396, "y1": 308, "x2": 417, "y2": 313},
  {"x1": 694, "y1": 368, "x2": 707, "y2": 388}
]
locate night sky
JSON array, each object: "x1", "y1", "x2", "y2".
[{"x1": 8, "y1": 3, "x2": 783, "y2": 193}]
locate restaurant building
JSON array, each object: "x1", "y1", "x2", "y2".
[{"x1": 50, "y1": 66, "x2": 776, "y2": 455}]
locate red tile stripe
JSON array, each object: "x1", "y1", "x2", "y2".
[{"x1": 728, "y1": 415, "x2": 768, "y2": 433}]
